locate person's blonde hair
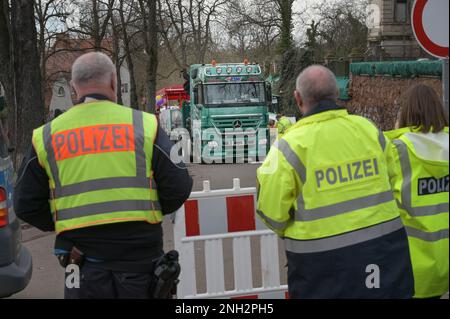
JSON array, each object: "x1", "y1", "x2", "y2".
[{"x1": 398, "y1": 84, "x2": 448, "y2": 133}]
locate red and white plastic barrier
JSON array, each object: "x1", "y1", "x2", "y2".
[{"x1": 173, "y1": 179, "x2": 288, "y2": 299}]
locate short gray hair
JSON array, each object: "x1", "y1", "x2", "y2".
[
  {"x1": 71, "y1": 52, "x2": 116, "y2": 87},
  {"x1": 296, "y1": 65, "x2": 339, "y2": 105}
]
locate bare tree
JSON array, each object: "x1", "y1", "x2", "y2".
[
  {"x1": 158, "y1": 0, "x2": 227, "y2": 68},
  {"x1": 308, "y1": 0, "x2": 369, "y2": 60},
  {"x1": 225, "y1": 0, "x2": 280, "y2": 71},
  {"x1": 67, "y1": 0, "x2": 115, "y2": 50},
  {"x1": 0, "y1": 0, "x2": 45, "y2": 164},
  {"x1": 224, "y1": 0, "x2": 302, "y2": 75},
  {"x1": 0, "y1": 0, "x2": 13, "y2": 130},
  {"x1": 137, "y1": 0, "x2": 158, "y2": 113},
  {"x1": 0, "y1": 0, "x2": 13, "y2": 119},
  {"x1": 227, "y1": 0, "x2": 295, "y2": 54},
  {"x1": 35, "y1": 0, "x2": 72, "y2": 111},
  {"x1": 111, "y1": 11, "x2": 124, "y2": 104},
  {"x1": 117, "y1": 0, "x2": 139, "y2": 108}
]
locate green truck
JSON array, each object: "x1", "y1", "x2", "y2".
[{"x1": 165, "y1": 62, "x2": 272, "y2": 163}]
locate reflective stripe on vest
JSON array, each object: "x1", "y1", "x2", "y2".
[
  {"x1": 256, "y1": 209, "x2": 290, "y2": 230},
  {"x1": 53, "y1": 177, "x2": 156, "y2": 198},
  {"x1": 285, "y1": 217, "x2": 404, "y2": 254},
  {"x1": 378, "y1": 130, "x2": 387, "y2": 152},
  {"x1": 256, "y1": 181, "x2": 292, "y2": 231},
  {"x1": 274, "y1": 136, "x2": 395, "y2": 222},
  {"x1": 273, "y1": 139, "x2": 306, "y2": 183},
  {"x1": 393, "y1": 140, "x2": 449, "y2": 217},
  {"x1": 296, "y1": 191, "x2": 394, "y2": 222},
  {"x1": 405, "y1": 227, "x2": 449, "y2": 242},
  {"x1": 56, "y1": 200, "x2": 162, "y2": 221}
]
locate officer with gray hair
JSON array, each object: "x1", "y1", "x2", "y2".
[
  {"x1": 294, "y1": 65, "x2": 340, "y2": 117},
  {"x1": 15, "y1": 51, "x2": 193, "y2": 299},
  {"x1": 70, "y1": 52, "x2": 118, "y2": 103},
  {"x1": 257, "y1": 65, "x2": 414, "y2": 299}
]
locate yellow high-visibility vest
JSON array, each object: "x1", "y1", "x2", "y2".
[
  {"x1": 257, "y1": 109, "x2": 403, "y2": 253},
  {"x1": 386, "y1": 127, "x2": 449, "y2": 298},
  {"x1": 33, "y1": 100, "x2": 163, "y2": 234}
]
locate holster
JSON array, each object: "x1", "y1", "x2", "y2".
[
  {"x1": 151, "y1": 251, "x2": 181, "y2": 299},
  {"x1": 57, "y1": 247, "x2": 85, "y2": 268},
  {"x1": 69, "y1": 247, "x2": 85, "y2": 268}
]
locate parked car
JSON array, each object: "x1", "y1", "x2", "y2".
[{"x1": 0, "y1": 121, "x2": 32, "y2": 298}]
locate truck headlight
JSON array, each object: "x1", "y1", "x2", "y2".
[
  {"x1": 208, "y1": 141, "x2": 220, "y2": 149},
  {"x1": 259, "y1": 139, "x2": 268, "y2": 145}
]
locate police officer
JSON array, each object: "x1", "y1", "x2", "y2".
[
  {"x1": 386, "y1": 84, "x2": 449, "y2": 299},
  {"x1": 257, "y1": 65, "x2": 414, "y2": 299},
  {"x1": 15, "y1": 52, "x2": 193, "y2": 299}
]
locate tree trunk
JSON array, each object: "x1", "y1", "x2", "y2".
[
  {"x1": 146, "y1": 0, "x2": 158, "y2": 114},
  {"x1": 10, "y1": 0, "x2": 45, "y2": 165},
  {"x1": 119, "y1": 0, "x2": 138, "y2": 109},
  {"x1": 126, "y1": 48, "x2": 138, "y2": 110},
  {"x1": 111, "y1": 18, "x2": 123, "y2": 105},
  {"x1": 91, "y1": 0, "x2": 102, "y2": 50},
  {"x1": 0, "y1": 0, "x2": 13, "y2": 116},
  {"x1": 35, "y1": 1, "x2": 47, "y2": 115},
  {"x1": 115, "y1": 60, "x2": 123, "y2": 105}
]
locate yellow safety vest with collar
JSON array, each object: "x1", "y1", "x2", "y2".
[
  {"x1": 257, "y1": 109, "x2": 403, "y2": 254},
  {"x1": 32, "y1": 100, "x2": 163, "y2": 234},
  {"x1": 385, "y1": 127, "x2": 449, "y2": 298}
]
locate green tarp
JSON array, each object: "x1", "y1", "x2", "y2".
[
  {"x1": 266, "y1": 74, "x2": 280, "y2": 85},
  {"x1": 350, "y1": 60, "x2": 443, "y2": 78},
  {"x1": 336, "y1": 77, "x2": 350, "y2": 101}
]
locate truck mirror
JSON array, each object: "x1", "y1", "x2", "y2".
[
  {"x1": 266, "y1": 83, "x2": 273, "y2": 103},
  {"x1": 194, "y1": 84, "x2": 203, "y2": 105},
  {"x1": 194, "y1": 86, "x2": 199, "y2": 105}
]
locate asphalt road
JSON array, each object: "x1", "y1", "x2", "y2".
[{"x1": 11, "y1": 162, "x2": 266, "y2": 299}]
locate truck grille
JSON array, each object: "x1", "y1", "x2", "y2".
[{"x1": 211, "y1": 116, "x2": 264, "y2": 130}]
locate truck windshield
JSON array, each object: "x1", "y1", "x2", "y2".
[{"x1": 204, "y1": 83, "x2": 266, "y2": 106}]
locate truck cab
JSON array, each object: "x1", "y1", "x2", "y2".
[{"x1": 184, "y1": 62, "x2": 271, "y2": 163}]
